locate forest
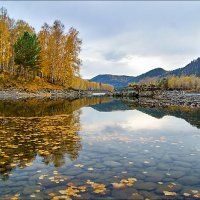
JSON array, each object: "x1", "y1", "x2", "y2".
[
  {"x1": 0, "y1": 7, "x2": 114, "y2": 92},
  {"x1": 130, "y1": 75, "x2": 200, "y2": 91}
]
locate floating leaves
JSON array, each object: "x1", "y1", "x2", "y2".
[
  {"x1": 163, "y1": 191, "x2": 177, "y2": 196},
  {"x1": 52, "y1": 195, "x2": 71, "y2": 200},
  {"x1": 112, "y1": 182, "x2": 125, "y2": 189},
  {"x1": 112, "y1": 178, "x2": 137, "y2": 188},
  {"x1": 48, "y1": 175, "x2": 68, "y2": 184},
  {"x1": 74, "y1": 164, "x2": 84, "y2": 168},
  {"x1": 0, "y1": 114, "x2": 82, "y2": 177},
  {"x1": 58, "y1": 183, "x2": 86, "y2": 198},
  {"x1": 183, "y1": 193, "x2": 191, "y2": 197},
  {"x1": 194, "y1": 193, "x2": 200, "y2": 198},
  {"x1": 86, "y1": 180, "x2": 107, "y2": 194},
  {"x1": 10, "y1": 193, "x2": 20, "y2": 200}
]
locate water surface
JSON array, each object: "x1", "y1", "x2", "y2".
[{"x1": 0, "y1": 97, "x2": 200, "y2": 199}]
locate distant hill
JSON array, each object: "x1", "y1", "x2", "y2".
[
  {"x1": 167, "y1": 58, "x2": 200, "y2": 77},
  {"x1": 90, "y1": 57, "x2": 200, "y2": 89},
  {"x1": 90, "y1": 74, "x2": 134, "y2": 89},
  {"x1": 133, "y1": 68, "x2": 167, "y2": 82}
]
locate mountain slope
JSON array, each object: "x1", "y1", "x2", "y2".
[
  {"x1": 167, "y1": 58, "x2": 200, "y2": 77},
  {"x1": 133, "y1": 68, "x2": 167, "y2": 82},
  {"x1": 90, "y1": 57, "x2": 200, "y2": 89},
  {"x1": 90, "y1": 74, "x2": 134, "y2": 89}
]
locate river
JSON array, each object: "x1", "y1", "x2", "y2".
[{"x1": 0, "y1": 97, "x2": 200, "y2": 199}]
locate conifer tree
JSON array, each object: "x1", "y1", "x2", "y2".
[{"x1": 14, "y1": 32, "x2": 41, "y2": 77}]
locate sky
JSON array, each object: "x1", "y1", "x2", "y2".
[{"x1": 1, "y1": 1, "x2": 200, "y2": 79}]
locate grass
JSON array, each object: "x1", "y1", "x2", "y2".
[{"x1": 0, "y1": 72, "x2": 63, "y2": 92}]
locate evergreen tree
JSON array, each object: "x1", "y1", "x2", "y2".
[{"x1": 14, "y1": 32, "x2": 41, "y2": 77}]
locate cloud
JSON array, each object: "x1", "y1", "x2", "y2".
[{"x1": 2, "y1": 1, "x2": 200, "y2": 78}]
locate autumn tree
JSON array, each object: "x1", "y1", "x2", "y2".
[
  {"x1": 13, "y1": 20, "x2": 35, "y2": 42},
  {"x1": 0, "y1": 7, "x2": 35, "y2": 73},
  {"x1": 0, "y1": 19, "x2": 12, "y2": 71},
  {"x1": 37, "y1": 23, "x2": 50, "y2": 78},
  {"x1": 0, "y1": 7, "x2": 114, "y2": 92},
  {"x1": 38, "y1": 21, "x2": 82, "y2": 88}
]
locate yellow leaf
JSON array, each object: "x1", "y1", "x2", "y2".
[{"x1": 163, "y1": 191, "x2": 177, "y2": 196}]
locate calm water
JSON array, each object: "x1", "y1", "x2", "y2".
[{"x1": 0, "y1": 97, "x2": 200, "y2": 199}]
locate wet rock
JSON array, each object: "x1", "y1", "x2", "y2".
[
  {"x1": 135, "y1": 181, "x2": 157, "y2": 191},
  {"x1": 65, "y1": 168, "x2": 83, "y2": 176},
  {"x1": 166, "y1": 171, "x2": 185, "y2": 179},
  {"x1": 29, "y1": 174, "x2": 40, "y2": 181},
  {"x1": 178, "y1": 176, "x2": 200, "y2": 185},
  {"x1": 141, "y1": 191, "x2": 162, "y2": 200},
  {"x1": 112, "y1": 187, "x2": 138, "y2": 199},
  {"x1": 143, "y1": 160, "x2": 157, "y2": 167},
  {"x1": 172, "y1": 166, "x2": 190, "y2": 172},
  {"x1": 23, "y1": 186, "x2": 38, "y2": 195},
  {"x1": 94, "y1": 163, "x2": 105, "y2": 169},
  {"x1": 157, "y1": 164, "x2": 170, "y2": 171},
  {"x1": 144, "y1": 171, "x2": 165, "y2": 182},
  {"x1": 181, "y1": 186, "x2": 200, "y2": 195},
  {"x1": 156, "y1": 182, "x2": 182, "y2": 195},
  {"x1": 103, "y1": 161, "x2": 121, "y2": 167},
  {"x1": 173, "y1": 161, "x2": 191, "y2": 168},
  {"x1": 78, "y1": 172, "x2": 99, "y2": 180},
  {"x1": 128, "y1": 192, "x2": 144, "y2": 200}
]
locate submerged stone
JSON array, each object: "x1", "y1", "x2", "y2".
[
  {"x1": 103, "y1": 161, "x2": 121, "y2": 167},
  {"x1": 178, "y1": 176, "x2": 200, "y2": 185},
  {"x1": 135, "y1": 181, "x2": 157, "y2": 191}
]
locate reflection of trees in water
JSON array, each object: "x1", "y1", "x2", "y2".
[
  {"x1": 0, "y1": 97, "x2": 112, "y2": 179},
  {"x1": 0, "y1": 113, "x2": 81, "y2": 180},
  {"x1": 136, "y1": 106, "x2": 200, "y2": 129},
  {"x1": 0, "y1": 97, "x2": 112, "y2": 117},
  {"x1": 91, "y1": 98, "x2": 200, "y2": 129}
]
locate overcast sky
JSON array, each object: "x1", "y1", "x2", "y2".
[{"x1": 1, "y1": 1, "x2": 200, "y2": 79}]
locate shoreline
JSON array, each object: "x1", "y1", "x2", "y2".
[
  {"x1": 0, "y1": 89, "x2": 94, "y2": 100},
  {"x1": 115, "y1": 90, "x2": 200, "y2": 108},
  {"x1": 0, "y1": 89, "x2": 200, "y2": 108}
]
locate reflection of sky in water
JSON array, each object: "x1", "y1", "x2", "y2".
[
  {"x1": 80, "y1": 107, "x2": 200, "y2": 153},
  {"x1": 81, "y1": 107, "x2": 200, "y2": 133}
]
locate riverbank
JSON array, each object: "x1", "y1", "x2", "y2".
[
  {"x1": 1, "y1": 89, "x2": 200, "y2": 108},
  {"x1": 0, "y1": 89, "x2": 93, "y2": 100},
  {"x1": 117, "y1": 90, "x2": 200, "y2": 108}
]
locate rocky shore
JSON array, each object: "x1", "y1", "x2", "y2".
[
  {"x1": 0, "y1": 89, "x2": 92, "y2": 100},
  {"x1": 1, "y1": 89, "x2": 200, "y2": 108},
  {"x1": 113, "y1": 90, "x2": 200, "y2": 108}
]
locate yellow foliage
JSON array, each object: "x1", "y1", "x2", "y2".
[{"x1": 0, "y1": 8, "x2": 114, "y2": 92}]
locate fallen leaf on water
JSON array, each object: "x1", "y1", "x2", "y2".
[
  {"x1": 48, "y1": 193, "x2": 56, "y2": 197},
  {"x1": 112, "y1": 182, "x2": 125, "y2": 189},
  {"x1": 74, "y1": 164, "x2": 84, "y2": 168},
  {"x1": 79, "y1": 186, "x2": 86, "y2": 192},
  {"x1": 191, "y1": 190, "x2": 198, "y2": 194},
  {"x1": 183, "y1": 193, "x2": 191, "y2": 197},
  {"x1": 52, "y1": 195, "x2": 71, "y2": 200},
  {"x1": 194, "y1": 193, "x2": 200, "y2": 198},
  {"x1": 163, "y1": 191, "x2": 177, "y2": 196},
  {"x1": 59, "y1": 190, "x2": 67, "y2": 195}
]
